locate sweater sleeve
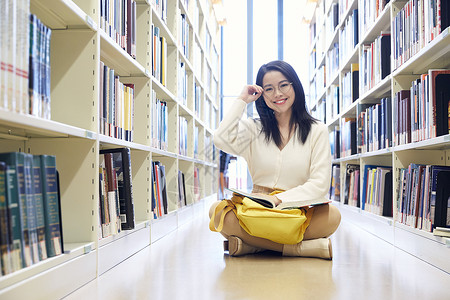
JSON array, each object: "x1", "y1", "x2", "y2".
[
  {"x1": 276, "y1": 123, "x2": 332, "y2": 203},
  {"x1": 213, "y1": 98, "x2": 258, "y2": 161}
]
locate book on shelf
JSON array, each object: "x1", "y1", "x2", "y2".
[
  {"x1": 151, "y1": 161, "x2": 168, "y2": 218},
  {"x1": 226, "y1": 187, "x2": 331, "y2": 209},
  {"x1": 433, "y1": 227, "x2": 450, "y2": 237},
  {"x1": 177, "y1": 170, "x2": 187, "y2": 208},
  {"x1": 0, "y1": 162, "x2": 12, "y2": 275},
  {"x1": 430, "y1": 70, "x2": 450, "y2": 138},
  {"x1": 329, "y1": 126, "x2": 340, "y2": 159},
  {"x1": 434, "y1": 170, "x2": 450, "y2": 229},
  {"x1": 340, "y1": 117, "x2": 357, "y2": 157},
  {"x1": 344, "y1": 164, "x2": 360, "y2": 206},
  {"x1": 99, "y1": 153, "x2": 121, "y2": 237},
  {"x1": 40, "y1": 155, "x2": 63, "y2": 257},
  {"x1": 31, "y1": 155, "x2": 48, "y2": 261},
  {"x1": 100, "y1": 148, "x2": 135, "y2": 230},
  {"x1": 329, "y1": 164, "x2": 341, "y2": 202}
]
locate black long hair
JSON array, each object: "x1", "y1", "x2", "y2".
[{"x1": 255, "y1": 60, "x2": 316, "y2": 146}]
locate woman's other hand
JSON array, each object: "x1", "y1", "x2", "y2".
[
  {"x1": 252, "y1": 193, "x2": 282, "y2": 207},
  {"x1": 239, "y1": 85, "x2": 263, "y2": 104}
]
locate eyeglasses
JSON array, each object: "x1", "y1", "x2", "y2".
[{"x1": 263, "y1": 81, "x2": 293, "y2": 97}]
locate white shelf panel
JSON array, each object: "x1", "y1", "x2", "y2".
[
  {"x1": 100, "y1": 31, "x2": 147, "y2": 77},
  {"x1": 338, "y1": 203, "x2": 395, "y2": 244},
  {"x1": 0, "y1": 110, "x2": 93, "y2": 139},
  {"x1": 394, "y1": 223, "x2": 450, "y2": 274},
  {"x1": 150, "y1": 211, "x2": 178, "y2": 243},
  {"x1": 31, "y1": 0, "x2": 96, "y2": 30},
  {"x1": 359, "y1": 74, "x2": 392, "y2": 102},
  {"x1": 99, "y1": 134, "x2": 152, "y2": 152},
  {"x1": 0, "y1": 242, "x2": 95, "y2": 291},
  {"x1": 393, "y1": 134, "x2": 450, "y2": 152},
  {"x1": 98, "y1": 224, "x2": 151, "y2": 275}
]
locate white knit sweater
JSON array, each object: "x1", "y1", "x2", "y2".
[{"x1": 213, "y1": 98, "x2": 332, "y2": 204}]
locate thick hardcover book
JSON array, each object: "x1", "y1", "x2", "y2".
[
  {"x1": 380, "y1": 33, "x2": 391, "y2": 80},
  {"x1": 225, "y1": 187, "x2": 331, "y2": 209},
  {"x1": 0, "y1": 162, "x2": 12, "y2": 275},
  {"x1": 0, "y1": 152, "x2": 31, "y2": 268},
  {"x1": 159, "y1": 164, "x2": 168, "y2": 215},
  {"x1": 428, "y1": 70, "x2": 450, "y2": 138},
  {"x1": 24, "y1": 154, "x2": 39, "y2": 264},
  {"x1": 39, "y1": 155, "x2": 63, "y2": 257},
  {"x1": 434, "y1": 73, "x2": 450, "y2": 136},
  {"x1": 382, "y1": 171, "x2": 393, "y2": 217},
  {"x1": 32, "y1": 155, "x2": 47, "y2": 261},
  {"x1": 344, "y1": 164, "x2": 360, "y2": 205},
  {"x1": 100, "y1": 148, "x2": 135, "y2": 230},
  {"x1": 434, "y1": 170, "x2": 450, "y2": 228}
]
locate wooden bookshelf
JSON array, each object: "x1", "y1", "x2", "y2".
[
  {"x1": 0, "y1": 0, "x2": 221, "y2": 297},
  {"x1": 309, "y1": 0, "x2": 450, "y2": 273}
]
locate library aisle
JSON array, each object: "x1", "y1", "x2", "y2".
[{"x1": 64, "y1": 203, "x2": 450, "y2": 300}]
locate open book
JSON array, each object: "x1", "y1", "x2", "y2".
[{"x1": 225, "y1": 187, "x2": 330, "y2": 209}]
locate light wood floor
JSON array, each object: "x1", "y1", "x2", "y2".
[{"x1": 65, "y1": 205, "x2": 450, "y2": 300}]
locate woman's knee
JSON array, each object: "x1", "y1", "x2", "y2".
[
  {"x1": 209, "y1": 201, "x2": 221, "y2": 218},
  {"x1": 329, "y1": 204, "x2": 341, "y2": 233}
]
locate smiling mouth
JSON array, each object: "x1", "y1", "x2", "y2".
[{"x1": 274, "y1": 98, "x2": 287, "y2": 105}]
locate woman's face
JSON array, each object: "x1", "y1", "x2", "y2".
[{"x1": 262, "y1": 71, "x2": 295, "y2": 117}]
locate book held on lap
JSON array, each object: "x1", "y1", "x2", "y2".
[{"x1": 225, "y1": 187, "x2": 330, "y2": 209}]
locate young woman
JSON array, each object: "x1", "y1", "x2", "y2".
[{"x1": 210, "y1": 60, "x2": 341, "y2": 259}]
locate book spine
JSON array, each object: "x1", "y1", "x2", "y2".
[
  {"x1": 0, "y1": 162, "x2": 13, "y2": 275},
  {"x1": 40, "y1": 155, "x2": 62, "y2": 257}
]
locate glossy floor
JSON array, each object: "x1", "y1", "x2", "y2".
[{"x1": 65, "y1": 208, "x2": 450, "y2": 300}]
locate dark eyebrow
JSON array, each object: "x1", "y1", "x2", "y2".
[{"x1": 263, "y1": 80, "x2": 289, "y2": 88}]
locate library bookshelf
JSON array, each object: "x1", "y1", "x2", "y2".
[
  {"x1": 309, "y1": 0, "x2": 450, "y2": 274},
  {"x1": 0, "y1": 0, "x2": 220, "y2": 298}
]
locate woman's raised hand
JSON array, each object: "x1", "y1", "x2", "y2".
[{"x1": 238, "y1": 85, "x2": 263, "y2": 104}]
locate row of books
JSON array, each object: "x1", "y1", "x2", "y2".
[
  {"x1": 194, "y1": 82, "x2": 201, "y2": 118},
  {"x1": 326, "y1": 85, "x2": 339, "y2": 123},
  {"x1": 152, "y1": 24, "x2": 167, "y2": 86},
  {"x1": 179, "y1": 116, "x2": 188, "y2": 156},
  {"x1": 325, "y1": 3, "x2": 339, "y2": 38},
  {"x1": 339, "y1": 118, "x2": 357, "y2": 157},
  {"x1": 361, "y1": 165, "x2": 393, "y2": 217},
  {"x1": 0, "y1": 3, "x2": 52, "y2": 119},
  {"x1": 341, "y1": 63, "x2": 359, "y2": 111},
  {"x1": 99, "y1": 148, "x2": 135, "y2": 239},
  {"x1": 358, "y1": 0, "x2": 390, "y2": 40},
  {"x1": 359, "y1": 33, "x2": 391, "y2": 94},
  {"x1": 326, "y1": 43, "x2": 339, "y2": 83},
  {"x1": 331, "y1": 161, "x2": 450, "y2": 233},
  {"x1": 151, "y1": 89, "x2": 168, "y2": 151},
  {"x1": 100, "y1": 0, "x2": 137, "y2": 59},
  {"x1": 151, "y1": 0, "x2": 168, "y2": 24},
  {"x1": 397, "y1": 163, "x2": 450, "y2": 232},
  {"x1": 179, "y1": 14, "x2": 190, "y2": 59},
  {"x1": 151, "y1": 161, "x2": 168, "y2": 218},
  {"x1": 393, "y1": 69, "x2": 450, "y2": 146},
  {"x1": 329, "y1": 127, "x2": 340, "y2": 160},
  {"x1": 178, "y1": 62, "x2": 188, "y2": 105},
  {"x1": 392, "y1": 0, "x2": 450, "y2": 70},
  {"x1": 0, "y1": 152, "x2": 62, "y2": 276},
  {"x1": 357, "y1": 98, "x2": 393, "y2": 153},
  {"x1": 99, "y1": 61, "x2": 135, "y2": 142},
  {"x1": 343, "y1": 164, "x2": 360, "y2": 207},
  {"x1": 329, "y1": 164, "x2": 341, "y2": 202},
  {"x1": 339, "y1": 9, "x2": 358, "y2": 66}
]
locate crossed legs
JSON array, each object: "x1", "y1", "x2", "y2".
[{"x1": 209, "y1": 201, "x2": 341, "y2": 256}]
